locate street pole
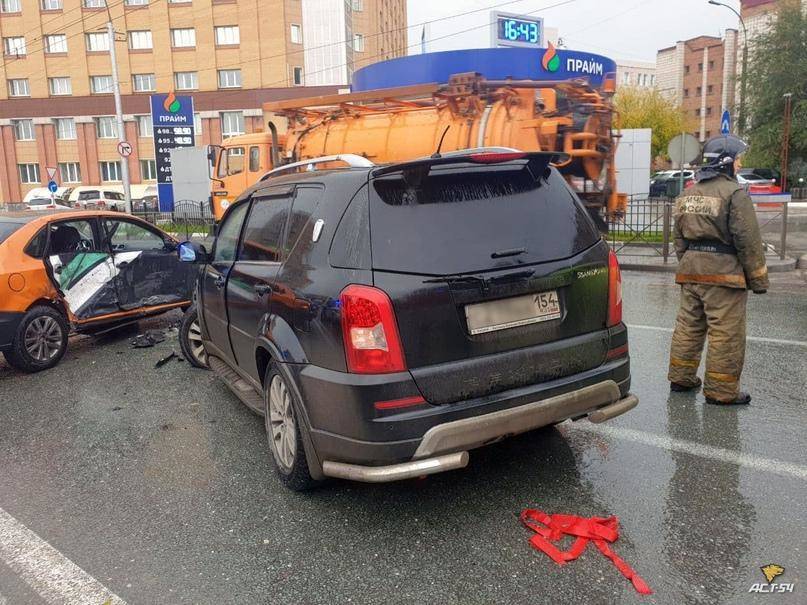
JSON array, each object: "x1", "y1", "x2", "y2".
[
  {"x1": 708, "y1": 1, "x2": 748, "y2": 134},
  {"x1": 781, "y1": 93, "x2": 792, "y2": 193},
  {"x1": 107, "y1": 20, "x2": 132, "y2": 214}
]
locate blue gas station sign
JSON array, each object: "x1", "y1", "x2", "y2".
[
  {"x1": 150, "y1": 93, "x2": 195, "y2": 212},
  {"x1": 352, "y1": 47, "x2": 617, "y2": 92}
]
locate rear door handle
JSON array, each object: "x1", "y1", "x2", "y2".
[{"x1": 253, "y1": 284, "x2": 272, "y2": 296}]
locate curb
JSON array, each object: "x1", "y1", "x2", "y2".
[{"x1": 798, "y1": 254, "x2": 807, "y2": 270}]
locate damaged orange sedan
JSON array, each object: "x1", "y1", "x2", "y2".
[{"x1": 0, "y1": 211, "x2": 196, "y2": 372}]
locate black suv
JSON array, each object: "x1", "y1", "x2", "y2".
[{"x1": 179, "y1": 151, "x2": 637, "y2": 490}]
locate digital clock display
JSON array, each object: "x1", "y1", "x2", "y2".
[{"x1": 497, "y1": 17, "x2": 541, "y2": 45}]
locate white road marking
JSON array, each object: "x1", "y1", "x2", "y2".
[
  {"x1": 627, "y1": 323, "x2": 807, "y2": 348},
  {"x1": 569, "y1": 423, "x2": 807, "y2": 481},
  {"x1": 0, "y1": 507, "x2": 127, "y2": 605}
]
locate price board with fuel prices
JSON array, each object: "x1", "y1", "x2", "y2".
[{"x1": 150, "y1": 93, "x2": 196, "y2": 211}]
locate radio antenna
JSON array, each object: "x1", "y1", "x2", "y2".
[{"x1": 431, "y1": 126, "x2": 451, "y2": 159}]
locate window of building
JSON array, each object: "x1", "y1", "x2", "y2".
[
  {"x1": 215, "y1": 25, "x2": 239, "y2": 46},
  {"x1": 124, "y1": 0, "x2": 147, "y2": 5},
  {"x1": 707, "y1": 84, "x2": 714, "y2": 95},
  {"x1": 171, "y1": 28, "x2": 195, "y2": 48},
  {"x1": 353, "y1": 33, "x2": 365, "y2": 52},
  {"x1": 708, "y1": 60, "x2": 714, "y2": 69},
  {"x1": 293, "y1": 66, "x2": 303, "y2": 86},
  {"x1": 696, "y1": 86, "x2": 702, "y2": 95},
  {"x1": 4, "y1": 36, "x2": 26, "y2": 56},
  {"x1": 48, "y1": 77, "x2": 71, "y2": 95},
  {"x1": 684, "y1": 65, "x2": 690, "y2": 75},
  {"x1": 217, "y1": 69, "x2": 241, "y2": 88},
  {"x1": 352, "y1": 0, "x2": 363, "y2": 10},
  {"x1": 169, "y1": 0, "x2": 191, "y2": 3},
  {"x1": 705, "y1": 130, "x2": 711, "y2": 138},
  {"x1": 174, "y1": 71, "x2": 198, "y2": 90},
  {"x1": 697, "y1": 62, "x2": 703, "y2": 72},
  {"x1": 18, "y1": 164, "x2": 40, "y2": 184},
  {"x1": 140, "y1": 159, "x2": 157, "y2": 180},
  {"x1": 84, "y1": 0, "x2": 106, "y2": 7},
  {"x1": 1, "y1": 0, "x2": 21, "y2": 12},
  {"x1": 220, "y1": 111, "x2": 244, "y2": 137},
  {"x1": 42, "y1": 0, "x2": 62, "y2": 9},
  {"x1": 290, "y1": 24, "x2": 302, "y2": 44},
  {"x1": 59, "y1": 162, "x2": 81, "y2": 183},
  {"x1": 13, "y1": 119, "x2": 34, "y2": 141},
  {"x1": 683, "y1": 88, "x2": 689, "y2": 98},
  {"x1": 706, "y1": 107, "x2": 712, "y2": 116},
  {"x1": 651, "y1": 75, "x2": 656, "y2": 85},
  {"x1": 86, "y1": 32, "x2": 109, "y2": 52},
  {"x1": 194, "y1": 113, "x2": 202, "y2": 134},
  {"x1": 100, "y1": 161, "x2": 122, "y2": 182},
  {"x1": 132, "y1": 73, "x2": 155, "y2": 92},
  {"x1": 96, "y1": 116, "x2": 118, "y2": 138},
  {"x1": 55, "y1": 118, "x2": 76, "y2": 139},
  {"x1": 44, "y1": 34, "x2": 67, "y2": 53},
  {"x1": 90, "y1": 75, "x2": 113, "y2": 93},
  {"x1": 136, "y1": 115, "x2": 153, "y2": 137},
  {"x1": 7, "y1": 78, "x2": 29, "y2": 97},
  {"x1": 128, "y1": 30, "x2": 152, "y2": 49},
  {"x1": 695, "y1": 108, "x2": 701, "y2": 117}
]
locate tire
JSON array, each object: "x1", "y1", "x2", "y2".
[
  {"x1": 179, "y1": 304, "x2": 208, "y2": 369},
  {"x1": 3, "y1": 305, "x2": 69, "y2": 373},
  {"x1": 263, "y1": 366, "x2": 319, "y2": 491}
]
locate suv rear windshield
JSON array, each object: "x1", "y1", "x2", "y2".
[
  {"x1": 78, "y1": 190, "x2": 100, "y2": 200},
  {"x1": 369, "y1": 164, "x2": 599, "y2": 275}
]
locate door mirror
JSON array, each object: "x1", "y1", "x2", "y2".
[{"x1": 178, "y1": 241, "x2": 209, "y2": 264}]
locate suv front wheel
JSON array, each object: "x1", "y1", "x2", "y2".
[{"x1": 264, "y1": 367, "x2": 318, "y2": 491}]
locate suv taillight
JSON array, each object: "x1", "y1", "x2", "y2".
[
  {"x1": 340, "y1": 284, "x2": 406, "y2": 374},
  {"x1": 607, "y1": 250, "x2": 623, "y2": 327}
]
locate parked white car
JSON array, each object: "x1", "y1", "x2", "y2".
[
  {"x1": 74, "y1": 189, "x2": 127, "y2": 210},
  {"x1": 25, "y1": 197, "x2": 72, "y2": 212}
]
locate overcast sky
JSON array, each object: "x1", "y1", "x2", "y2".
[{"x1": 406, "y1": 0, "x2": 741, "y2": 63}]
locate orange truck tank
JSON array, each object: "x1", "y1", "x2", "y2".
[{"x1": 211, "y1": 73, "x2": 626, "y2": 229}]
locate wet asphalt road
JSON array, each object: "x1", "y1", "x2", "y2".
[{"x1": 1, "y1": 271, "x2": 806, "y2": 605}]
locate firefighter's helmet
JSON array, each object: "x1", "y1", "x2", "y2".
[{"x1": 701, "y1": 134, "x2": 748, "y2": 173}]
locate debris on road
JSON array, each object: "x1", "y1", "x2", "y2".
[
  {"x1": 520, "y1": 508, "x2": 653, "y2": 595},
  {"x1": 131, "y1": 330, "x2": 167, "y2": 349},
  {"x1": 155, "y1": 351, "x2": 177, "y2": 368}
]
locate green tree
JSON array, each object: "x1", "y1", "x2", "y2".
[
  {"x1": 614, "y1": 87, "x2": 692, "y2": 161},
  {"x1": 744, "y1": 0, "x2": 807, "y2": 175}
]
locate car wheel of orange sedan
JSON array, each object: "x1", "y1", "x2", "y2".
[{"x1": 3, "y1": 306, "x2": 69, "y2": 373}]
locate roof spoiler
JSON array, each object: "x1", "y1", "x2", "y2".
[{"x1": 371, "y1": 150, "x2": 571, "y2": 178}]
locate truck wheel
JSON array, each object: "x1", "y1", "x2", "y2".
[
  {"x1": 263, "y1": 367, "x2": 319, "y2": 491},
  {"x1": 3, "y1": 305, "x2": 69, "y2": 373},
  {"x1": 179, "y1": 304, "x2": 208, "y2": 369}
]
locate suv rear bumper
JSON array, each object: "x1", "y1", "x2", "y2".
[
  {"x1": 290, "y1": 351, "x2": 633, "y2": 480},
  {"x1": 321, "y1": 382, "x2": 637, "y2": 482}
]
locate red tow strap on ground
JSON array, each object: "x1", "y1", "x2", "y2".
[{"x1": 520, "y1": 509, "x2": 653, "y2": 595}]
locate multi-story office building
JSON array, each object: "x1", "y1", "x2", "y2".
[
  {"x1": 656, "y1": 32, "x2": 738, "y2": 142},
  {"x1": 0, "y1": 0, "x2": 407, "y2": 203},
  {"x1": 616, "y1": 60, "x2": 657, "y2": 89}
]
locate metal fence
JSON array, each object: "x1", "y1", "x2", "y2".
[
  {"x1": 608, "y1": 195, "x2": 793, "y2": 263},
  {"x1": 132, "y1": 200, "x2": 215, "y2": 241}
]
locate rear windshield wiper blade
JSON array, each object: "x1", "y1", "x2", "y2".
[
  {"x1": 423, "y1": 275, "x2": 486, "y2": 286},
  {"x1": 491, "y1": 247, "x2": 526, "y2": 259}
]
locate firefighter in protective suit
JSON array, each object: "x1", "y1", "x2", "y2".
[{"x1": 668, "y1": 135, "x2": 768, "y2": 405}]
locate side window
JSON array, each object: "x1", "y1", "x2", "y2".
[
  {"x1": 104, "y1": 219, "x2": 166, "y2": 252},
  {"x1": 24, "y1": 227, "x2": 48, "y2": 258},
  {"x1": 249, "y1": 146, "x2": 260, "y2": 172},
  {"x1": 217, "y1": 147, "x2": 245, "y2": 177},
  {"x1": 47, "y1": 220, "x2": 98, "y2": 255},
  {"x1": 285, "y1": 186, "x2": 323, "y2": 255},
  {"x1": 238, "y1": 194, "x2": 293, "y2": 262},
  {"x1": 213, "y1": 202, "x2": 249, "y2": 262}
]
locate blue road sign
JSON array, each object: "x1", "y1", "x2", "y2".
[
  {"x1": 721, "y1": 110, "x2": 731, "y2": 135},
  {"x1": 150, "y1": 93, "x2": 195, "y2": 212},
  {"x1": 48, "y1": 180, "x2": 58, "y2": 193}
]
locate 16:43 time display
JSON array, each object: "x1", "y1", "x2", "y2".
[{"x1": 498, "y1": 18, "x2": 540, "y2": 44}]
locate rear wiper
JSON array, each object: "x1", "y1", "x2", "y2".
[
  {"x1": 423, "y1": 275, "x2": 486, "y2": 286},
  {"x1": 491, "y1": 247, "x2": 526, "y2": 259}
]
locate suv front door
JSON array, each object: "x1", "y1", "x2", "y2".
[
  {"x1": 227, "y1": 187, "x2": 293, "y2": 380},
  {"x1": 200, "y1": 201, "x2": 249, "y2": 364}
]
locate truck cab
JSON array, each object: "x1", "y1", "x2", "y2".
[{"x1": 212, "y1": 132, "x2": 278, "y2": 219}]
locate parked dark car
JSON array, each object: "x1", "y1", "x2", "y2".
[
  {"x1": 178, "y1": 151, "x2": 637, "y2": 490},
  {"x1": 649, "y1": 170, "x2": 695, "y2": 197},
  {"x1": 739, "y1": 168, "x2": 781, "y2": 187}
]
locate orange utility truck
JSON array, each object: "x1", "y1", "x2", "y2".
[{"x1": 210, "y1": 72, "x2": 625, "y2": 230}]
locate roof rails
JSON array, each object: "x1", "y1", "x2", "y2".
[
  {"x1": 260, "y1": 154, "x2": 375, "y2": 182},
  {"x1": 372, "y1": 150, "x2": 570, "y2": 177}
]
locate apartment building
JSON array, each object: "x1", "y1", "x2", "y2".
[
  {"x1": 656, "y1": 32, "x2": 738, "y2": 142},
  {"x1": 616, "y1": 60, "x2": 657, "y2": 89},
  {"x1": 0, "y1": 0, "x2": 407, "y2": 203}
]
